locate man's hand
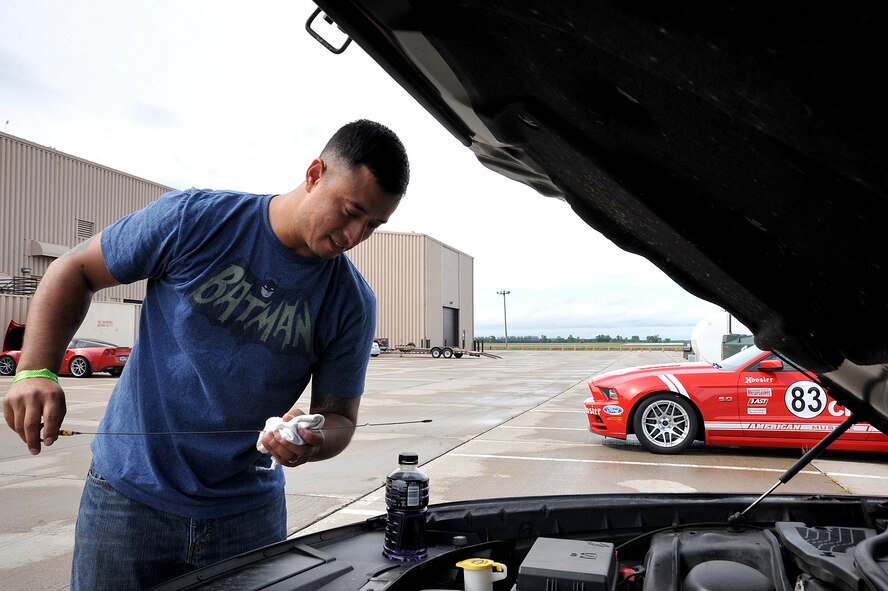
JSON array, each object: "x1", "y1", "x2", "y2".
[
  {"x1": 258, "y1": 389, "x2": 360, "y2": 468},
  {"x1": 258, "y1": 409, "x2": 325, "y2": 467},
  {"x1": 3, "y1": 378, "x2": 67, "y2": 455}
]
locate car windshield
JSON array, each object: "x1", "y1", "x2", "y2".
[
  {"x1": 717, "y1": 344, "x2": 765, "y2": 371},
  {"x1": 69, "y1": 339, "x2": 118, "y2": 348}
]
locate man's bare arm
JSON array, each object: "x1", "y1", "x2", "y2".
[
  {"x1": 307, "y1": 389, "x2": 360, "y2": 461},
  {"x1": 17, "y1": 235, "x2": 119, "y2": 370},
  {"x1": 2, "y1": 234, "x2": 120, "y2": 454}
]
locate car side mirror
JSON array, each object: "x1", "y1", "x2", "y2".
[{"x1": 758, "y1": 359, "x2": 784, "y2": 372}]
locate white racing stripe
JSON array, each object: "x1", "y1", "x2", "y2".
[
  {"x1": 705, "y1": 422, "x2": 744, "y2": 430},
  {"x1": 658, "y1": 373, "x2": 689, "y2": 397},
  {"x1": 657, "y1": 374, "x2": 677, "y2": 393},
  {"x1": 448, "y1": 452, "x2": 888, "y2": 481},
  {"x1": 706, "y1": 422, "x2": 874, "y2": 433}
]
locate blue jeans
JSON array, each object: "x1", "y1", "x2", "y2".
[{"x1": 71, "y1": 463, "x2": 287, "y2": 590}]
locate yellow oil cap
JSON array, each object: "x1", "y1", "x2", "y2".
[{"x1": 456, "y1": 558, "x2": 503, "y2": 571}]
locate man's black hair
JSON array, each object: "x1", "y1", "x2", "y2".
[{"x1": 321, "y1": 119, "x2": 410, "y2": 196}]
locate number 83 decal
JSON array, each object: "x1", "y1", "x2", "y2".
[{"x1": 784, "y1": 380, "x2": 827, "y2": 419}]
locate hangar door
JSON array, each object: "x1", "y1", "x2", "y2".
[{"x1": 443, "y1": 307, "x2": 458, "y2": 347}]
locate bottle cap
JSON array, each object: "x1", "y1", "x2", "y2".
[
  {"x1": 456, "y1": 558, "x2": 503, "y2": 571},
  {"x1": 398, "y1": 452, "x2": 419, "y2": 464}
]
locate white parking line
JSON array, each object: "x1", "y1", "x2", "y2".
[
  {"x1": 497, "y1": 425, "x2": 588, "y2": 431},
  {"x1": 337, "y1": 508, "x2": 384, "y2": 516},
  {"x1": 823, "y1": 471, "x2": 888, "y2": 480},
  {"x1": 448, "y1": 452, "x2": 888, "y2": 480}
]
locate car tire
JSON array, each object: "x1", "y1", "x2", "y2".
[
  {"x1": 108, "y1": 367, "x2": 123, "y2": 377},
  {"x1": 454, "y1": 352, "x2": 463, "y2": 358},
  {"x1": 430, "y1": 347, "x2": 442, "y2": 358},
  {"x1": 69, "y1": 356, "x2": 93, "y2": 378},
  {"x1": 442, "y1": 348, "x2": 454, "y2": 359},
  {"x1": 0, "y1": 355, "x2": 16, "y2": 376},
  {"x1": 633, "y1": 393, "x2": 698, "y2": 454}
]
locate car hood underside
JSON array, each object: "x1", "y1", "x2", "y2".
[{"x1": 314, "y1": 1, "x2": 888, "y2": 433}]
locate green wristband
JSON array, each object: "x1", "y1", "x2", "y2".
[{"x1": 12, "y1": 368, "x2": 59, "y2": 384}]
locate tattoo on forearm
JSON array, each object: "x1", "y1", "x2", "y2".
[{"x1": 315, "y1": 394, "x2": 355, "y2": 423}]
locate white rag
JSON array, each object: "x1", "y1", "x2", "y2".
[{"x1": 255, "y1": 414, "x2": 325, "y2": 454}]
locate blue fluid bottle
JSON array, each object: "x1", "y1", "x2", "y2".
[{"x1": 383, "y1": 452, "x2": 429, "y2": 561}]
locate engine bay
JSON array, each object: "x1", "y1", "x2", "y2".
[
  {"x1": 152, "y1": 494, "x2": 888, "y2": 591},
  {"x1": 489, "y1": 523, "x2": 886, "y2": 591},
  {"x1": 383, "y1": 523, "x2": 888, "y2": 591}
]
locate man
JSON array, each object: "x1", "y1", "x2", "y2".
[{"x1": 2, "y1": 119, "x2": 409, "y2": 589}]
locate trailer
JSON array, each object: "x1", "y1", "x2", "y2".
[{"x1": 392, "y1": 344, "x2": 499, "y2": 359}]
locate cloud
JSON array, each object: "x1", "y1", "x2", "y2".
[
  {"x1": 0, "y1": 49, "x2": 54, "y2": 106},
  {"x1": 131, "y1": 104, "x2": 180, "y2": 129}
]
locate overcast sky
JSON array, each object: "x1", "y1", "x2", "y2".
[{"x1": 1, "y1": 0, "x2": 721, "y2": 339}]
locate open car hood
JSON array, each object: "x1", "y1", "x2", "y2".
[{"x1": 312, "y1": 1, "x2": 888, "y2": 433}]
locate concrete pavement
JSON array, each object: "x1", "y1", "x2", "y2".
[{"x1": 2, "y1": 350, "x2": 887, "y2": 590}]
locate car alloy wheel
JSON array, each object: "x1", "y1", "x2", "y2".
[
  {"x1": 633, "y1": 394, "x2": 698, "y2": 454},
  {"x1": 69, "y1": 356, "x2": 92, "y2": 378},
  {"x1": 0, "y1": 355, "x2": 16, "y2": 376}
]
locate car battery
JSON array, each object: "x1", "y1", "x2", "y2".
[{"x1": 515, "y1": 537, "x2": 617, "y2": 591}]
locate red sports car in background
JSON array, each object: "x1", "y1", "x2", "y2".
[
  {"x1": 0, "y1": 336, "x2": 130, "y2": 378},
  {"x1": 585, "y1": 345, "x2": 888, "y2": 454}
]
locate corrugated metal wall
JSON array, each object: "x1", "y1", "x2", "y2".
[
  {"x1": 424, "y1": 239, "x2": 444, "y2": 345},
  {"x1": 458, "y1": 250, "x2": 474, "y2": 347},
  {"x1": 349, "y1": 232, "x2": 426, "y2": 346},
  {"x1": 349, "y1": 231, "x2": 474, "y2": 349},
  {"x1": 0, "y1": 132, "x2": 172, "y2": 330},
  {"x1": 0, "y1": 295, "x2": 31, "y2": 333}
]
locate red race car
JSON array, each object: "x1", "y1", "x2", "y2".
[
  {"x1": 0, "y1": 334, "x2": 130, "y2": 378},
  {"x1": 585, "y1": 345, "x2": 888, "y2": 454}
]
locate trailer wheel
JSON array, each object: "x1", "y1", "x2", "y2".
[
  {"x1": 443, "y1": 348, "x2": 454, "y2": 359},
  {"x1": 430, "y1": 347, "x2": 442, "y2": 358}
]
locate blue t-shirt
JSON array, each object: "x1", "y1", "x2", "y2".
[{"x1": 94, "y1": 188, "x2": 375, "y2": 518}]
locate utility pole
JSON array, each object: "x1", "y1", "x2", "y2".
[{"x1": 497, "y1": 290, "x2": 510, "y2": 349}]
